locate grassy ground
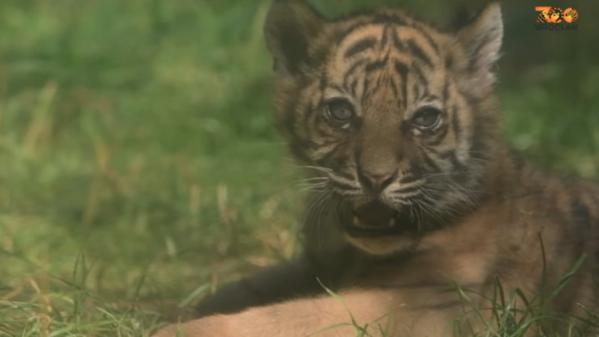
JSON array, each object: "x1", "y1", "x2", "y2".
[{"x1": 0, "y1": 1, "x2": 598, "y2": 336}]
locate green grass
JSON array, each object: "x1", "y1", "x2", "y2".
[{"x1": 0, "y1": 1, "x2": 598, "y2": 336}]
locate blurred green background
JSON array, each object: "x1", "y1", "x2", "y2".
[{"x1": 0, "y1": 0, "x2": 597, "y2": 336}]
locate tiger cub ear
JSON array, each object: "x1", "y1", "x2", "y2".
[
  {"x1": 264, "y1": 0, "x2": 325, "y2": 75},
  {"x1": 456, "y1": 3, "x2": 503, "y2": 84}
]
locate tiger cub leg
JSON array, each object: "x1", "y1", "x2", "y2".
[
  {"x1": 195, "y1": 255, "x2": 344, "y2": 317},
  {"x1": 158, "y1": 288, "x2": 466, "y2": 337}
]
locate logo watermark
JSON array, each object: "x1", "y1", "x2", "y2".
[{"x1": 535, "y1": 6, "x2": 579, "y2": 30}]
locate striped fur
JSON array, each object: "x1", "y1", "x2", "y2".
[{"x1": 266, "y1": 0, "x2": 503, "y2": 254}]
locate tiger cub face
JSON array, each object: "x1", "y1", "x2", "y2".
[{"x1": 265, "y1": 1, "x2": 503, "y2": 255}]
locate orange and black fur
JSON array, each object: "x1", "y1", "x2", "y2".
[{"x1": 155, "y1": 1, "x2": 599, "y2": 336}]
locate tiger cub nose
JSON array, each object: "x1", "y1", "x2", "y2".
[{"x1": 358, "y1": 169, "x2": 397, "y2": 192}]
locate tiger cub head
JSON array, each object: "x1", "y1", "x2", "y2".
[{"x1": 265, "y1": 0, "x2": 503, "y2": 255}]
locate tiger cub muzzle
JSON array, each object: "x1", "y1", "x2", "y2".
[
  {"x1": 342, "y1": 199, "x2": 418, "y2": 237},
  {"x1": 339, "y1": 162, "x2": 422, "y2": 237}
]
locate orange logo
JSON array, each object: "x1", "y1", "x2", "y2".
[
  {"x1": 535, "y1": 6, "x2": 578, "y2": 24},
  {"x1": 535, "y1": 6, "x2": 579, "y2": 30},
  {"x1": 562, "y1": 7, "x2": 579, "y2": 23}
]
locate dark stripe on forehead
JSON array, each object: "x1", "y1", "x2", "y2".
[
  {"x1": 365, "y1": 55, "x2": 390, "y2": 73},
  {"x1": 319, "y1": 74, "x2": 328, "y2": 91},
  {"x1": 407, "y1": 39, "x2": 433, "y2": 67},
  {"x1": 343, "y1": 59, "x2": 366, "y2": 89},
  {"x1": 413, "y1": 24, "x2": 440, "y2": 54},
  {"x1": 344, "y1": 38, "x2": 378, "y2": 59},
  {"x1": 394, "y1": 61, "x2": 409, "y2": 78},
  {"x1": 412, "y1": 65, "x2": 429, "y2": 100},
  {"x1": 391, "y1": 28, "x2": 405, "y2": 51},
  {"x1": 389, "y1": 78, "x2": 399, "y2": 98},
  {"x1": 394, "y1": 61, "x2": 409, "y2": 107}
]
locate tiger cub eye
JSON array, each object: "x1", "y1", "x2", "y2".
[
  {"x1": 412, "y1": 107, "x2": 442, "y2": 130},
  {"x1": 324, "y1": 98, "x2": 355, "y2": 126}
]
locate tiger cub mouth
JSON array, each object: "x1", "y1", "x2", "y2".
[{"x1": 344, "y1": 200, "x2": 418, "y2": 237}]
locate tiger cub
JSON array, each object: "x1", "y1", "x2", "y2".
[{"x1": 154, "y1": 1, "x2": 599, "y2": 336}]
